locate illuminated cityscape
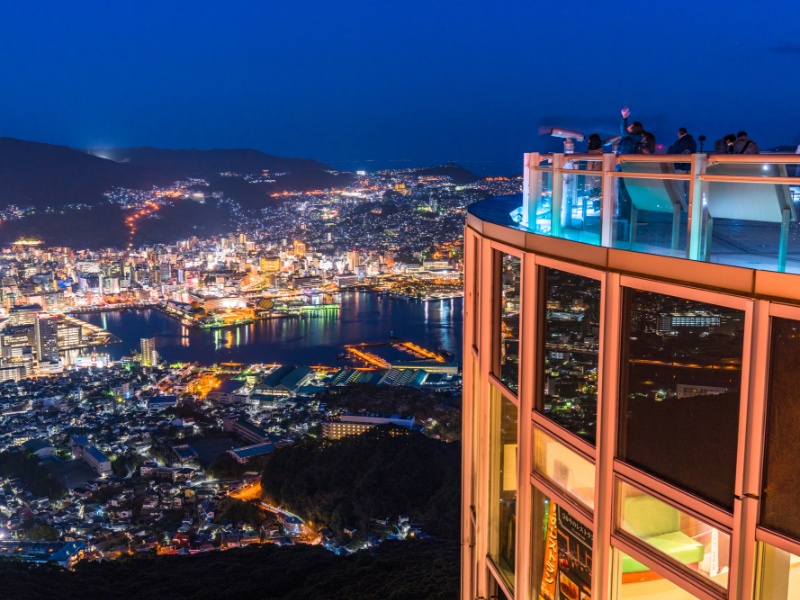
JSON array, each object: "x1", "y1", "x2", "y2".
[
  {"x1": 1, "y1": 0, "x2": 799, "y2": 598},
  {"x1": 0, "y1": 166, "x2": 493, "y2": 574}
]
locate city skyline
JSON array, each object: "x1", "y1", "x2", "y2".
[{"x1": 2, "y1": 1, "x2": 799, "y2": 174}]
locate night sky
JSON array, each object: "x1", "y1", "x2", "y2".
[{"x1": 2, "y1": 1, "x2": 799, "y2": 174}]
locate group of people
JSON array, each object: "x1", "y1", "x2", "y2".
[
  {"x1": 713, "y1": 132, "x2": 760, "y2": 155},
  {"x1": 606, "y1": 107, "x2": 760, "y2": 156}
]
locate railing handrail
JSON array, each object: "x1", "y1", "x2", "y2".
[{"x1": 530, "y1": 152, "x2": 800, "y2": 167}]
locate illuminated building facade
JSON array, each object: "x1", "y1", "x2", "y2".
[
  {"x1": 140, "y1": 337, "x2": 157, "y2": 367},
  {"x1": 34, "y1": 313, "x2": 60, "y2": 364},
  {"x1": 462, "y1": 151, "x2": 800, "y2": 599},
  {"x1": 322, "y1": 414, "x2": 415, "y2": 440}
]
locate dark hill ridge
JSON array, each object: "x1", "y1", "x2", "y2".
[
  {"x1": 0, "y1": 136, "x2": 476, "y2": 247},
  {"x1": 0, "y1": 540, "x2": 459, "y2": 600},
  {"x1": 409, "y1": 162, "x2": 480, "y2": 185},
  {"x1": 0, "y1": 137, "x2": 350, "y2": 211},
  {"x1": 0, "y1": 137, "x2": 355, "y2": 247},
  {"x1": 0, "y1": 138, "x2": 151, "y2": 209}
]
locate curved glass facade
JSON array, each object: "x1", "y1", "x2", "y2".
[{"x1": 462, "y1": 153, "x2": 800, "y2": 600}]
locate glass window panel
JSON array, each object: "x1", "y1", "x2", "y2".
[
  {"x1": 534, "y1": 428, "x2": 596, "y2": 510},
  {"x1": 616, "y1": 549, "x2": 700, "y2": 599},
  {"x1": 618, "y1": 481, "x2": 730, "y2": 590},
  {"x1": 618, "y1": 289, "x2": 744, "y2": 509},
  {"x1": 540, "y1": 268, "x2": 601, "y2": 443},
  {"x1": 470, "y1": 357, "x2": 479, "y2": 501},
  {"x1": 761, "y1": 318, "x2": 800, "y2": 539},
  {"x1": 756, "y1": 542, "x2": 800, "y2": 600},
  {"x1": 489, "y1": 390, "x2": 518, "y2": 588},
  {"x1": 497, "y1": 254, "x2": 520, "y2": 394},
  {"x1": 531, "y1": 487, "x2": 593, "y2": 600}
]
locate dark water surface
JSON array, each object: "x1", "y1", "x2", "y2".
[{"x1": 77, "y1": 292, "x2": 463, "y2": 367}]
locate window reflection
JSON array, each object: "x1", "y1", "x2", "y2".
[
  {"x1": 618, "y1": 481, "x2": 730, "y2": 589},
  {"x1": 756, "y1": 542, "x2": 800, "y2": 600},
  {"x1": 534, "y1": 428, "x2": 595, "y2": 510},
  {"x1": 489, "y1": 391, "x2": 517, "y2": 587},
  {"x1": 761, "y1": 318, "x2": 800, "y2": 539},
  {"x1": 619, "y1": 289, "x2": 744, "y2": 509},
  {"x1": 531, "y1": 488, "x2": 593, "y2": 600},
  {"x1": 616, "y1": 549, "x2": 700, "y2": 599},
  {"x1": 497, "y1": 254, "x2": 520, "y2": 393},
  {"x1": 540, "y1": 269, "x2": 600, "y2": 443}
]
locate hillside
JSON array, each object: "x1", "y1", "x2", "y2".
[
  {"x1": 260, "y1": 426, "x2": 461, "y2": 541},
  {"x1": 410, "y1": 163, "x2": 480, "y2": 185},
  {"x1": 0, "y1": 540, "x2": 459, "y2": 600},
  {"x1": 0, "y1": 137, "x2": 352, "y2": 247},
  {"x1": 0, "y1": 138, "x2": 150, "y2": 209}
]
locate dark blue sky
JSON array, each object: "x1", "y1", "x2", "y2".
[{"x1": 2, "y1": 1, "x2": 799, "y2": 174}]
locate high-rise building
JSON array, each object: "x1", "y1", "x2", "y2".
[
  {"x1": 140, "y1": 337, "x2": 157, "y2": 367},
  {"x1": 347, "y1": 251, "x2": 360, "y2": 272},
  {"x1": 260, "y1": 255, "x2": 281, "y2": 273},
  {"x1": 34, "y1": 313, "x2": 59, "y2": 364},
  {"x1": 293, "y1": 240, "x2": 306, "y2": 259},
  {"x1": 462, "y1": 151, "x2": 800, "y2": 600}
]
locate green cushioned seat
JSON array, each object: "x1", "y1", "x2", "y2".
[
  {"x1": 621, "y1": 531, "x2": 705, "y2": 573},
  {"x1": 621, "y1": 495, "x2": 705, "y2": 573}
]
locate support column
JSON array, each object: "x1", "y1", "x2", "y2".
[
  {"x1": 600, "y1": 154, "x2": 617, "y2": 247},
  {"x1": 687, "y1": 154, "x2": 707, "y2": 261},
  {"x1": 522, "y1": 153, "x2": 542, "y2": 231},
  {"x1": 551, "y1": 154, "x2": 565, "y2": 238},
  {"x1": 593, "y1": 271, "x2": 622, "y2": 599}
]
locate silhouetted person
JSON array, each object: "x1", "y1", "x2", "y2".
[
  {"x1": 714, "y1": 134, "x2": 736, "y2": 154},
  {"x1": 669, "y1": 128, "x2": 697, "y2": 171},
  {"x1": 617, "y1": 106, "x2": 645, "y2": 155},
  {"x1": 642, "y1": 131, "x2": 656, "y2": 154},
  {"x1": 734, "y1": 131, "x2": 759, "y2": 154},
  {"x1": 586, "y1": 133, "x2": 603, "y2": 171},
  {"x1": 668, "y1": 128, "x2": 697, "y2": 155},
  {"x1": 587, "y1": 133, "x2": 603, "y2": 154}
]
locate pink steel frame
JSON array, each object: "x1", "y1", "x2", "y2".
[{"x1": 462, "y1": 214, "x2": 800, "y2": 599}]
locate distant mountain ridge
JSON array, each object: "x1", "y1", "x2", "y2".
[
  {"x1": 0, "y1": 136, "x2": 481, "y2": 247},
  {"x1": 0, "y1": 137, "x2": 149, "y2": 209},
  {"x1": 0, "y1": 137, "x2": 349, "y2": 211}
]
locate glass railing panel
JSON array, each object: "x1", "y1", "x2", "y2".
[
  {"x1": 703, "y1": 161, "x2": 799, "y2": 273},
  {"x1": 560, "y1": 162, "x2": 603, "y2": 245},
  {"x1": 612, "y1": 162, "x2": 689, "y2": 258},
  {"x1": 618, "y1": 481, "x2": 731, "y2": 590},
  {"x1": 470, "y1": 154, "x2": 800, "y2": 276}
]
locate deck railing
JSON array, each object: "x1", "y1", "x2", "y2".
[{"x1": 518, "y1": 152, "x2": 800, "y2": 273}]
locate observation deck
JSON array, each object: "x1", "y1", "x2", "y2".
[{"x1": 468, "y1": 152, "x2": 800, "y2": 302}]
